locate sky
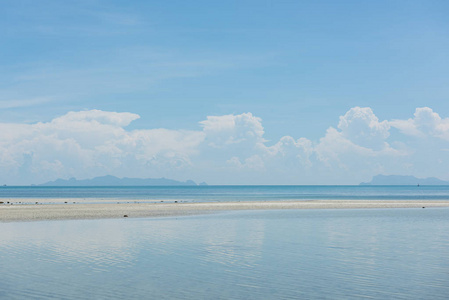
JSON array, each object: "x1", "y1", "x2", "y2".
[{"x1": 1, "y1": 0, "x2": 449, "y2": 185}]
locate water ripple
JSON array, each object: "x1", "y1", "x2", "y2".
[{"x1": 1, "y1": 209, "x2": 449, "y2": 299}]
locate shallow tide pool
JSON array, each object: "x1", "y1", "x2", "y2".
[{"x1": 1, "y1": 208, "x2": 449, "y2": 299}]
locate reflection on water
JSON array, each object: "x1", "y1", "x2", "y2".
[{"x1": 1, "y1": 208, "x2": 449, "y2": 299}]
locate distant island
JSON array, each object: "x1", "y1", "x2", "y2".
[
  {"x1": 360, "y1": 175, "x2": 449, "y2": 185},
  {"x1": 39, "y1": 175, "x2": 207, "y2": 186}
]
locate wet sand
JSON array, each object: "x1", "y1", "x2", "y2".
[{"x1": 2, "y1": 200, "x2": 449, "y2": 222}]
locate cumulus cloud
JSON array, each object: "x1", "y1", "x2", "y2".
[
  {"x1": 227, "y1": 155, "x2": 265, "y2": 170},
  {"x1": 51, "y1": 109, "x2": 140, "y2": 127},
  {"x1": 263, "y1": 136, "x2": 313, "y2": 168},
  {"x1": 0, "y1": 110, "x2": 204, "y2": 184},
  {"x1": 390, "y1": 107, "x2": 449, "y2": 140},
  {"x1": 315, "y1": 107, "x2": 401, "y2": 173},
  {"x1": 338, "y1": 107, "x2": 390, "y2": 149},
  {"x1": 1, "y1": 106, "x2": 449, "y2": 184},
  {"x1": 200, "y1": 112, "x2": 265, "y2": 148}
]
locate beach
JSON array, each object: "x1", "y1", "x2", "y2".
[{"x1": 2, "y1": 200, "x2": 449, "y2": 222}]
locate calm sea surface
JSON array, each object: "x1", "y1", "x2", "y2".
[
  {"x1": 1, "y1": 208, "x2": 449, "y2": 299},
  {"x1": 1, "y1": 185, "x2": 449, "y2": 203}
]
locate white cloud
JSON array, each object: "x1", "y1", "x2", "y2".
[
  {"x1": 338, "y1": 106, "x2": 390, "y2": 149},
  {"x1": 0, "y1": 110, "x2": 204, "y2": 184},
  {"x1": 200, "y1": 112, "x2": 265, "y2": 148},
  {"x1": 315, "y1": 126, "x2": 403, "y2": 171},
  {"x1": 1, "y1": 106, "x2": 449, "y2": 184},
  {"x1": 390, "y1": 107, "x2": 449, "y2": 140},
  {"x1": 50, "y1": 109, "x2": 140, "y2": 127},
  {"x1": 314, "y1": 107, "x2": 401, "y2": 172},
  {"x1": 263, "y1": 136, "x2": 313, "y2": 168},
  {"x1": 226, "y1": 155, "x2": 265, "y2": 170},
  {"x1": 0, "y1": 97, "x2": 53, "y2": 109}
]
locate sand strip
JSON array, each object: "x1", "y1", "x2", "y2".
[{"x1": 2, "y1": 200, "x2": 449, "y2": 222}]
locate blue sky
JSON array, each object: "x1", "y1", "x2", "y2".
[{"x1": 1, "y1": 0, "x2": 449, "y2": 184}]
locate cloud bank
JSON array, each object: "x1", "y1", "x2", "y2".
[{"x1": 1, "y1": 106, "x2": 448, "y2": 185}]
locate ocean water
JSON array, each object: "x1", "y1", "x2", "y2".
[
  {"x1": 1, "y1": 185, "x2": 449, "y2": 203},
  {"x1": 1, "y1": 208, "x2": 449, "y2": 299}
]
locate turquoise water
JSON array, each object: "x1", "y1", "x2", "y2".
[
  {"x1": 2, "y1": 185, "x2": 449, "y2": 203},
  {"x1": 1, "y1": 208, "x2": 449, "y2": 299}
]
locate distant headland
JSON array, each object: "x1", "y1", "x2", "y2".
[
  {"x1": 38, "y1": 175, "x2": 207, "y2": 186},
  {"x1": 360, "y1": 175, "x2": 449, "y2": 185}
]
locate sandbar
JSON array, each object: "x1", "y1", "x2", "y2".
[{"x1": 2, "y1": 200, "x2": 449, "y2": 222}]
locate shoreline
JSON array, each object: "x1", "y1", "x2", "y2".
[{"x1": 2, "y1": 200, "x2": 449, "y2": 222}]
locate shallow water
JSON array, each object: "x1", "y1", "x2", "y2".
[{"x1": 1, "y1": 208, "x2": 449, "y2": 299}]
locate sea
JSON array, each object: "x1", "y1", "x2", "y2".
[
  {"x1": 1, "y1": 185, "x2": 449, "y2": 203},
  {"x1": 1, "y1": 185, "x2": 449, "y2": 299}
]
